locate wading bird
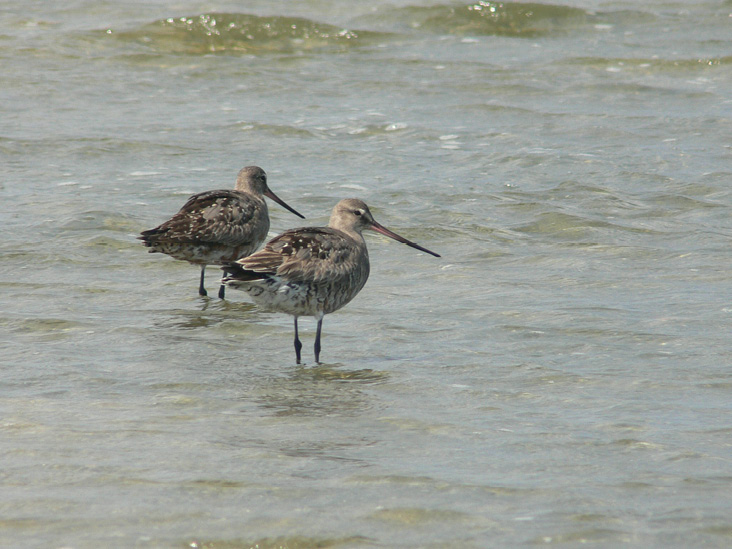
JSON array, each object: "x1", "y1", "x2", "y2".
[
  {"x1": 139, "y1": 166, "x2": 304, "y2": 298},
  {"x1": 222, "y1": 198, "x2": 440, "y2": 363}
]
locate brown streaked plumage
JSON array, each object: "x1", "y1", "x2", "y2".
[
  {"x1": 222, "y1": 198, "x2": 440, "y2": 364},
  {"x1": 139, "y1": 166, "x2": 304, "y2": 298}
]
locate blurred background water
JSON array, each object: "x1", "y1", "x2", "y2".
[{"x1": 2, "y1": 0, "x2": 732, "y2": 547}]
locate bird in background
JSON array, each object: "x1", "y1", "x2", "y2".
[
  {"x1": 139, "y1": 166, "x2": 304, "y2": 299},
  {"x1": 222, "y1": 198, "x2": 440, "y2": 364}
]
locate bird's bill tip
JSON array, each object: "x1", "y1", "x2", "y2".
[{"x1": 406, "y1": 242, "x2": 441, "y2": 257}]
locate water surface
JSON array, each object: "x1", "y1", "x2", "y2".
[{"x1": 1, "y1": 0, "x2": 732, "y2": 547}]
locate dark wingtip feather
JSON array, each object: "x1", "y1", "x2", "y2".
[{"x1": 221, "y1": 261, "x2": 267, "y2": 282}]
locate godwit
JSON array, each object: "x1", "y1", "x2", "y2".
[
  {"x1": 139, "y1": 166, "x2": 304, "y2": 299},
  {"x1": 222, "y1": 198, "x2": 440, "y2": 364}
]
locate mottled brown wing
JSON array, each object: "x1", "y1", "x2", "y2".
[
  {"x1": 236, "y1": 227, "x2": 355, "y2": 282},
  {"x1": 142, "y1": 190, "x2": 259, "y2": 247}
]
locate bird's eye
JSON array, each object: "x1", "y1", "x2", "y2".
[{"x1": 354, "y1": 210, "x2": 362, "y2": 217}]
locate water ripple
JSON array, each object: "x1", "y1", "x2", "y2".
[
  {"x1": 355, "y1": 1, "x2": 591, "y2": 37},
  {"x1": 106, "y1": 13, "x2": 389, "y2": 54}
]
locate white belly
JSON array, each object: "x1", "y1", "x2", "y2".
[{"x1": 228, "y1": 278, "x2": 321, "y2": 317}]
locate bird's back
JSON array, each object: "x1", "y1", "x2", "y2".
[
  {"x1": 225, "y1": 227, "x2": 370, "y2": 316},
  {"x1": 140, "y1": 189, "x2": 269, "y2": 264}
]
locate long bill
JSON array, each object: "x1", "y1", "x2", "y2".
[
  {"x1": 265, "y1": 189, "x2": 305, "y2": 219},
  {"x1": 369, "y1": 221, "x2": 441, "y2": 257}
]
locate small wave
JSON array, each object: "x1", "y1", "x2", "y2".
[
  {"x1": 563, "y1": 55, "x2": 732, "y2": 72},
  {"x1": 358, "y1": 1, "x2": 590, "y2": 37},
  {"x1": 107, "y1": 13, "x2": 387, "y2": 54}
]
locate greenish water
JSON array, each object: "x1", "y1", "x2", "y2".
[{"x1": 2, "y1": 1, "x2": 732, "y2": 547}]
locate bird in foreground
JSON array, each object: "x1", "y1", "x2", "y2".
[
  {"x1": 139, "y1": 166, "x2": 304, "y2": 299},
  {"x1": 222, "y1": 198, "x2": 441, "y2": 364}
]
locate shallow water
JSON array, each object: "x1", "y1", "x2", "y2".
[{"x1": 2, "y1": 0, "x2": 732, "y2": 547}]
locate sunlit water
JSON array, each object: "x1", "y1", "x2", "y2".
[{"x1": 2, "y1": 1, "x2": 732, "y2": 547}]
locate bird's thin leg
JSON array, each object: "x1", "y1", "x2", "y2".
[
  {"x1": 218, "y1": 269, "x2": 226, "y2": 300},
  {"x1": 294, "y1": 316, "x2": 303, "y2": 364},
  {"x1": 314, "y1": 317, "x2": 323, "y2": 364},
  {"x1": 198, "y1": 265, "x2": 208, "y2": 296}
]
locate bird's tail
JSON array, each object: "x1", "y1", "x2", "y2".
[{"x1": 138, "y1": 227, "x2": 168, "y2": 247}]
